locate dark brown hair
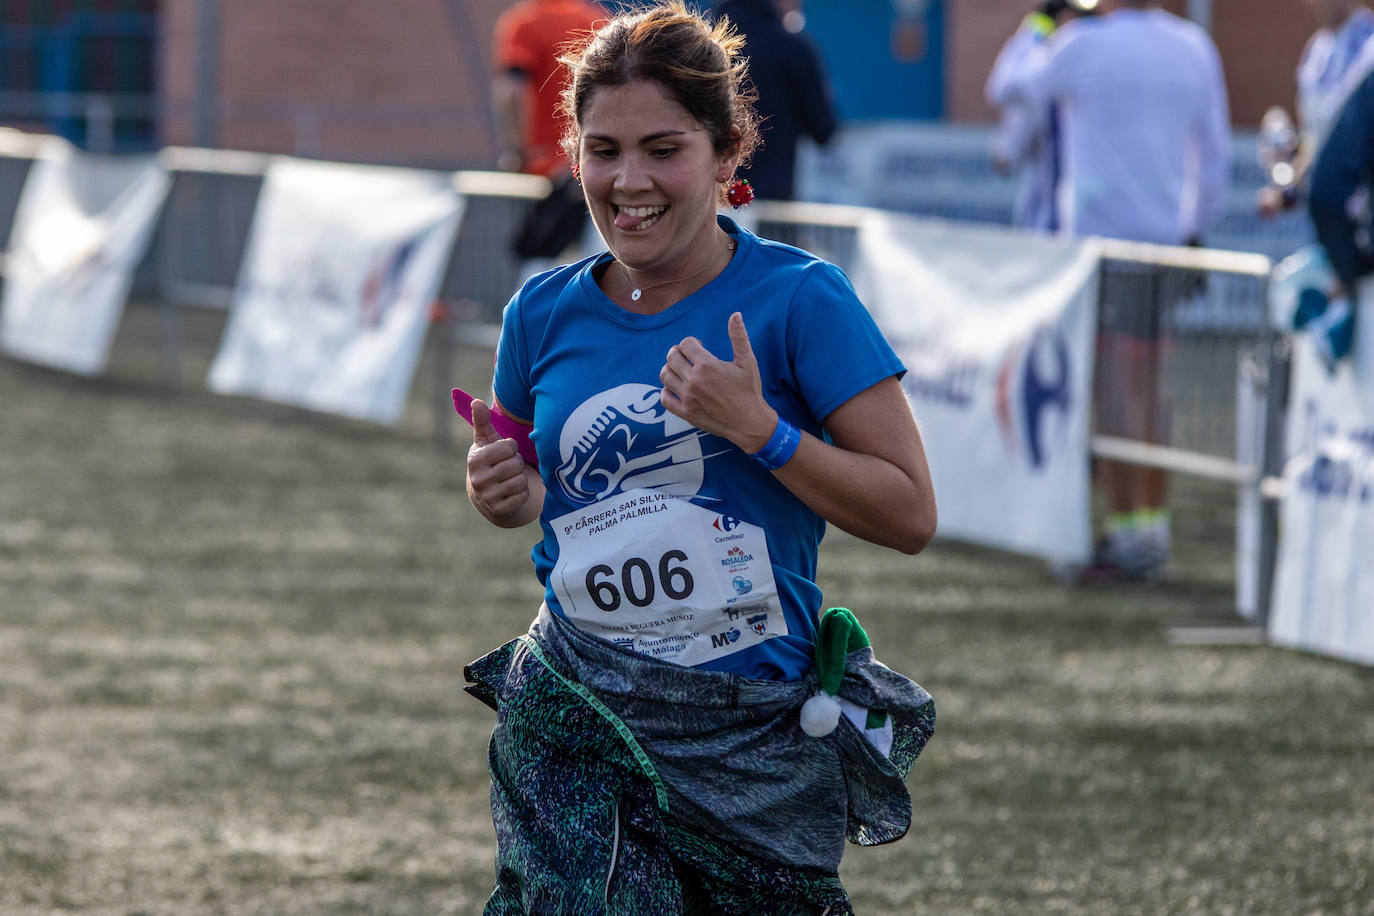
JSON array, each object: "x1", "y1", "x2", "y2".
[{"x1": 558, "y1": 1, "x2": 760, "y2": 196}]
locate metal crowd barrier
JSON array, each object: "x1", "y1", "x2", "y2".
[
  {"x1": 1090, "y1": 239, "x2": 1284, "y2": 624},
  {"x1": 147, "y1": 147, "x2": 547, "y2": 317},
  {"x1": 138, "y1": 148, "x2": 549, "y2": 433},
  {"x1": 0, "y1": 138, "x2": 1286, "y2": 616},
  {"x1": 0, "y1": 136, "x2": 547, "y2": 446},
  {"x1": 755, "y1": 201, "x2": 1282, "y2": 621}
]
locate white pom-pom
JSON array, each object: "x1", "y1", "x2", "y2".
[{"x1": 800, "y1": 692, "x2": 843, "y2": 737}]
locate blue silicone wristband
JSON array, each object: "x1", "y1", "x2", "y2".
[{"x1": 750, "y1": 416, "x2": 802, "y2": 470}]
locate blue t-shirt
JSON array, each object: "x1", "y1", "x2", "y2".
[{"x1": 493, "y1": 217, "x2": 904, "y2": 680}]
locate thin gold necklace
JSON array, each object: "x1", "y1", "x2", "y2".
[{"x1": 620, "y1": 238, "x2": 737, "y2": 302}]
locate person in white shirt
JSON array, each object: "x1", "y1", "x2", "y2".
[
  {"x1": 998, "y1": 0, "x2": 1231, "y2": 581},
  {"x1": 984, "y1": 0, "x2": 1099, "y2": 232}
]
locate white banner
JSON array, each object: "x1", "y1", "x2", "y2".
[
  {"x1": 0, "y1": 137, "x2": 170, "y2": 375},
  {"x1": 853, "y1": 211, "x2": 1099, "y2": 565},
  {"x1": 1269, "y1": 276, "x2": 1374, "y2": 667},
  {"x1": 208, "y1": 157, "x2": 464, "y2": 424}
]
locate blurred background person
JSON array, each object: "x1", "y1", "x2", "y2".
[
  {"x1": 1298, "y1": 0, "x2": 1374, "y2": 143},
  {"x1": 491, "y1": 0, "x2": 606, "y2": 178},
  {"x1": 709, "y1": 0, "x2": 838, "y2": 201},
  {"x1": 1257, "y1": 0, "x2": 1374, "y2": 219},
  {"x1": 984, "y1": 0, "x2": 1098, "y2": 232},
  {"x1": 1305, "y1": 66, "x2": 1374, "y2": 370},
  {"x1": 495, "y1": 0, "x2": 608, "y2": 265},
  {"x1": 999, "y1": 0, "x2": 1230, "y2": 581}
]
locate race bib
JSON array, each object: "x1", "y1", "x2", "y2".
[{"x1": 549, "y1": 489, "x2": 787, "y2": 666}]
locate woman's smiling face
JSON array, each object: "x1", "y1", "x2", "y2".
[{"x1": 577, "y1": 79, "x2": 738, "y2": 282}]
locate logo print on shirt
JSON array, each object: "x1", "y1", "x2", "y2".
[{"x1": 555, "y1": 383, "x2": 728, "y2": 505}]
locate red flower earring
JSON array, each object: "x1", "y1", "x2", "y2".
[{"x1": 726, "y1": 177, "x2": 754, "y2": 209}]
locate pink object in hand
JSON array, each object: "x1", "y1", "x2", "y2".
[{"x1": 452, "y1": 387, "x2": 539, "y2": 470}]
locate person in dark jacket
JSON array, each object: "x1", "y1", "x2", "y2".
[
  {"x1": 711, "y1": 0, "x2": 838, "y2": 201},
  {"x1": 1306, "y1": 66, "x2": 1374, "y2": 368}
]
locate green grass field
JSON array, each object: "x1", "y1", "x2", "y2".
[{"x1": 2, "y1": 303, "x2": 1372, "y2": 914}]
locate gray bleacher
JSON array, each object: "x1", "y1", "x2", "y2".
[{"x1": 795, "y1": 123, "x2": 1312, "y2": 264}]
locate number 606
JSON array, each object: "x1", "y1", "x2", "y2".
[{"x1": 585, "y1": 550, "x2": 694, "y2": 611}]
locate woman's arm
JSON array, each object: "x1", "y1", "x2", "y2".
[
  {"x1": 660, "y1": 312, "x2": 936, "y2": 554},
  {"x1": 466, "y1": 397, "x2": 546, "y2": 528},
  {"x1": 772, "y1": 376, "x2": 935, "y2": 554}
]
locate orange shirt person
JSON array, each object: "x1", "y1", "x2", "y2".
[{"x1": 492, "y1": 0, "x2": 606, "y2": 177}]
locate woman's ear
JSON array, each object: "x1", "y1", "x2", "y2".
[{"x1": 715, "y1": 125, "x2": 744, "y2": 183}]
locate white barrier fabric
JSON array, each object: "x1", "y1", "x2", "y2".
[
  {"x1": 208, "y1": 157, "x2": 464, "y2": 424},
  {"x1": 0, "y1": 137, "x2": 170, "y2": 375},
  {"x1": 1269, "y1": 277, "x2": 1374, "y2": 667},
  {"x1": 853, "y1": 211, "x2": 1099, "y2": 565}
]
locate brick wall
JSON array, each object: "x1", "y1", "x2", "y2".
[
  {"x1": 161, "y1": 0, "x2": 508, "y2": 169},
  {"x1": 947, "y1": 0, "x2": 1316, "y2": 126},
  {"x1": 159, "y1": 0, "x2": 1333, "y2": 169},
  {"x1": 1210, "y1": 0, "x2": 1314, "y2": 122}
]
